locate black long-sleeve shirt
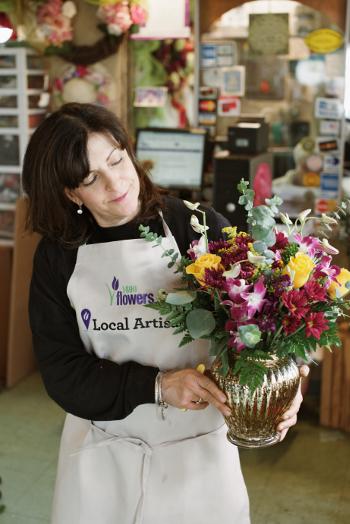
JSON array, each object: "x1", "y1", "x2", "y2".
[{"x1": 30, "y1": 196, "x2": 230, "y2": 421}]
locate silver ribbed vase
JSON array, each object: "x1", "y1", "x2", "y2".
[{"x1": 210, "y1": 356, "x2": 300, "y2": 449}]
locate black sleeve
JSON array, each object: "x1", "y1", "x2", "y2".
[{"x1": 29, "y1": 239, "x2": 158, "y2": 421}]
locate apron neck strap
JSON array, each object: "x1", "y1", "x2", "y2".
[{"x1": 158, "y1": 210, "x2": 173, "y2": 239}]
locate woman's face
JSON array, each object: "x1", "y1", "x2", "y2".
[{"x1": 67, "y1": 132, "x2": 140, "y2": 227}]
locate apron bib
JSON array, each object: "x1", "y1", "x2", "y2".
[{"x1": 51, "y1": 216, "x2": 250, "y2": 524}]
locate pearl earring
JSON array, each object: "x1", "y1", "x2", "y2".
[{"x1": 77, "y1": 204, "x2": 83, "y2": 215}]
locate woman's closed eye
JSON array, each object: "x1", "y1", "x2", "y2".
[
  {"x1": 110, "y1": 156, "x2": 123, "y2": 167},
  {"x1": 82, "y1": 173, "x2": 98, "y2": 186}
]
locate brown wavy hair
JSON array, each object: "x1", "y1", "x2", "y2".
[{"x1": 22, "y1": 103, "x2": 164, "y2": 247}]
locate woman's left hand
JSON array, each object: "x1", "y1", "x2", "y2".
[{"x1": 277, "y1": 365, "x2": 310, "y2": 442}]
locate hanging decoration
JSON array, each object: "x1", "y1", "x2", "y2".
[
  {"x1": 51, "y1": 63, "x2": 115, "y2": 107},
  {"x1": 152, "y1": 38, "x2": 194, "y2": 128},
  {"x1": 3, "y1": 0, "x2": 148, "y2": 65}
]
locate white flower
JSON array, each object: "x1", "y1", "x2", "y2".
[
  {"x1": 191, "y1": 235, "x2": 207, "y2": 257},
  {"x1": 223, "y1": 264, "x2": 241, "y2": 279},
  {"x1": 321, "y1": 213, "x2": 338, "y2": 225},
  {"x1": 319, "y1": 238, "x2": 339, "y2": 255},
  {"x1": 248, "y1": 252, "x2": 266, "y2": 265},
  {"x1": 279, "y1": 212, "x2": 293, "y2": 226},
  {"x1": 190, "y1": 215, "x2": 209, "y2": 234},
  {"x1": 183, "y1": 200, "x2": 200, "y2": 211},
  {"x1": 107, "y1": 23, "x2": 123, "y2": 36},
  {"x1": 297, "y1": 209, "x2": 312, "y2": 222},
  {"x1": 62, "y1": 1, "x2": 77, "y2": 18}
]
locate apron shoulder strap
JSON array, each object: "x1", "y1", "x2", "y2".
[{"x1": 158, "y1": 210, "x2": 173, "y2": 239}]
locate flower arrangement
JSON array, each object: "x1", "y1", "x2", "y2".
[
  {"x1": 140, "y1": 180, "x2": 350, "y2": 391},
  {"x1": 3, "y1": 1, "x2": 147, "y2": 65},
  {"x1": 36, "y1": 0, "x2": 76, "y2": 47},
  {"x1": 52, "y1": 64, "x2": 114, "y2": 108},
  {"x1": 86, "y1": 0, "x2": 148, "y2": 36}
]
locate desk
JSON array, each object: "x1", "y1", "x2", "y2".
[
  {"x1": 0, "y1": 198, "x2": 40, "y2": 387},
  {"x1": 320, "y1": 322, "x2": 350, "y2": 432}
]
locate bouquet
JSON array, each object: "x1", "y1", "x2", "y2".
[{"x1": 139, "y1": 180, "x2": 350, "y2": 392}]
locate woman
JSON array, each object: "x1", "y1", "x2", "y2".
[{"x1": 23, "y1": 103, "x2": 306, "y2": 524}]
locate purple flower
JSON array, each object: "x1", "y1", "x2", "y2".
[
  {"x1": 293, "y1": 233, "x2": 320, "y2": 257},
  {"x1": 241, "y1": 277, "x2": 267, "y2": 319},
  {"x1": 225, "y1": 278, "x2": 250, "y2": 300},
  {"x1": 112, "y1": 277, "x2": 119, "y2": 291}
]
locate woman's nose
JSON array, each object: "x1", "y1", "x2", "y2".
[{"x1": 104, "y1": 168, "x2": 119, "y2": 191}]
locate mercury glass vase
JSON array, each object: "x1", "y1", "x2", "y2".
[{"x1": 210, "y1": 356, "x2": 300, "y2": 449}]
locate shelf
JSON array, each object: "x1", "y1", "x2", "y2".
[
  {"x1": 0, "y1": 167, "x2": 21, "y2": 173},
  {"x1": 0, "y1": 238, "x2": 14, "y2": 247},
  {"x1": 0, "y1": 202, "x2": 16, "y2": 211},
  {"x1": 0, "y1": 128, "x2": 20, "y2": 134}
]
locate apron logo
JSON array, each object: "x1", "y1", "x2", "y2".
[
  {"x1": 81, "y1": 308, "x2": 91, "y2": 329},
  {"x1": 106, "y1": 275, "x2": 155, "y2": 306}
]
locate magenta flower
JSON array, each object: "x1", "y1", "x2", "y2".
[
  {"x1": 303, "y1": 280, "x2": 327, "y2": 302},
  {"x1": 241, "y1": 278, "x2": 267, "y2": 319},
  {"x1": 225, "y1": 278, "x2": 250, "y2": 300},
  {"x1": 293, "y1": 233, "x2": 320, "y2": 257},
  {"x1": 282, "y1": 289, "x2": 309, "y2": 319},
  {"x1": 282, "y1": 315, "x2": 302, "y2": 335},
  {"x1": 305, "y1": 312, "x2": 329, "y2": 339},
  {"x1": 313, "y1": 256, "x2": 341, "y2": 286},
  {"x1": 272, "y1": 231, "x2": 289, "y2": 250},
  {"x1": 204, "y1": 268, "x2": 226, "y2": 289}
]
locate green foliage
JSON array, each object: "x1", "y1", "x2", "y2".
[
  {"x1": 186, "y1": 309, "x2": 216, "y2": 338},
  {"x1": 165, "y1": 290, "x2": 196, "y2": 305},
  {"x1": 0, "y1": 0, "x2": 13, "y2": 12},
  {"x1": 233, "y1": 353, "x2": 269, "y2": 390},
  {"x1": 281, "y1": 242, "x2": 299, "y2": 265},
  {"x1": 238, "y1": 324, "x2": 262, "y2": 348}
]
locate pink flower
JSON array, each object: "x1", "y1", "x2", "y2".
[
  {"x1": 98, "y1": 4, "x2": 132, "y2": 33},
  {"x1": 305, "y1": 312, "x2": 329, "y2": 339},
  {"x1": 241, "y1": 277, "x2": 266, "y2": 319},
  {"x1": 130, "y1": 4, "x2": 148, "y2": 26},
  {"x1": 293, "y1": 233, "x2": 320, "y2": 257},
  {"x1": 225, "y1": 278, "x2": 250, "y2": 300},
  {"x1": 282, "y1": 289, "x2": 309, "y2": 319},
  {"x1": 313, "y1": 256, "x2": 341, "y2": 287}
]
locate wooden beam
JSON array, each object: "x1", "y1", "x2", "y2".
[{"x1": 200, "y1": 0, "x2": 346, "y2": 33}]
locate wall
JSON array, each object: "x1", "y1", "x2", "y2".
[{"x1": 200, "y1": 0, "x2": 346, "y2": 33}]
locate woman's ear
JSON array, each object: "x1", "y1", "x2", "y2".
[{"x1": 64, "y1": 187, "x2": 81, "y2": 206}]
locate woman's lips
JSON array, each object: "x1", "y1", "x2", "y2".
[{"x1": 110, "y1": 190, "x2": 128, "y2": 203}]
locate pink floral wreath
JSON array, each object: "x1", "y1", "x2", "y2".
[{"x1": 10, "y1": 1, "x2": 148, "y2": 65}]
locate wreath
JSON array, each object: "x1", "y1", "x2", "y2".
[
  {"x1": 52, "y1": 63, "x2": 115, "y2": 107},
  {"x1": 3, "y1": 0, "x2": 148, "y2": 65}
]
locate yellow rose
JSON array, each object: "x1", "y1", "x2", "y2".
[
  {"x1": 328, "y1": 268, "x2": 350, "y2": 299},
  {"x1": 282, "y1": 252, "x2": 315, "y2": 289},
  {"x1": 186, "y1": 254, "x2": 222, "y2": 285}
]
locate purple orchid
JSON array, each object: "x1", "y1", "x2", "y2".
[
  {"x1": 225, "y1": 278, "x2": 251, "y2": 300},
  {"x1": 241, "y1": 277, "x2": 267, "y2": 319},
  {"x1": 293, "y1": 233, "x2": 320, "y2": 257},
  {"x1": 314, "y1": 256, "x2": 341, "y2": 286}
]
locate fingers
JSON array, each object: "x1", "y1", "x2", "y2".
[
  {"x1": 161, "y1": 368, "x2": 231, "y2": 417},
  {"x1": 194, "y1": 379, "x2": 231, "y2": 417},
  {"x1": 282, "y1": 389, "x2": 303, "y2": 421},
  {"x1": 277, "y1": 413, "x2": 297, "y2": 432},
  {"x1": 299, "y1": 365, "x2": 310, "y2": 378}
]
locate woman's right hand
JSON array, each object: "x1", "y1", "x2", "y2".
[{"x1": 161, "y1": 368, "x2": 231, "y2": 417}]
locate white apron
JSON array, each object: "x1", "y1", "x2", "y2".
[{"x1": 51, "y1": 216, "x2": 250, "y2": 524}]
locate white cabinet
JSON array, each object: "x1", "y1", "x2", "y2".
[{"x1": 0, "y1": 47, "x2": 49, "y2": 239}]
